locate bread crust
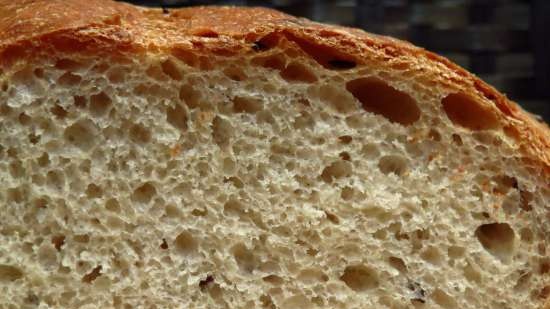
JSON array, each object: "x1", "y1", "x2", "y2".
[
  {"x1": 0, "y1": 3, "x2": 548, "y2": 163},
  {"x1": 0, "y1": 1, "x2": 548, "y2": 307},
  {"x1": 2, "y1": 1, "x2": 548, "y2": 179}
]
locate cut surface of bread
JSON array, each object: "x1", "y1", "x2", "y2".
[{"x1": 0, "y1": 1, "x2": 549, "y2": 309}]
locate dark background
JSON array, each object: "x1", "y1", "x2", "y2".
[{"x1": 123, "y1": 0, "x2": 550, "y2": 122}]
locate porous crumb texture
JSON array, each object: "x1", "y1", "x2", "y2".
[{"x1": 0, "y1": 45, "x2": 549, "y2": 309}]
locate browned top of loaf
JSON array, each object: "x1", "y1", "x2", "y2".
[{"x1": 0, "y1": 0, "x2": 549, "y2": 178}]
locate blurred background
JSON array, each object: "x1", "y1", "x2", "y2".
[{"x1": 123, "y1": 0, "x2": 550, "y2": 122}]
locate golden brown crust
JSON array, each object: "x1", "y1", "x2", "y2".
[
  {"x1": 0, "y1": 1, "x2": 549, "y2": 307},
  {"x1": 0, "y1": 0, "x2": 549, "y2": 179}
]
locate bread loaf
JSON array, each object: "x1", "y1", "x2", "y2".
[{"x1": 0, "y1": 1, "x2": 549, "y2": 308}]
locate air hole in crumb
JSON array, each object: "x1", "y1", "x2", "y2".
[
  {"x1": 324, "y1": 211, "x2": 340, "y2": 224},
  {"x1": 447, "y1": 246, "x2": 465, "y2": 259},
  {"x1": 442, "y1": 92, "x2": 499, "y2": 130},
  {"x1": 319, "y1": 161, "x2": 352, "y2": 183},
  {"x1": 132, "y1": 182, "x2": 157, "y2": 204},
  {"x1": 428, "y1": 129, "x2": 441, "y2": 141},
  {"x1": 539, "y1": 258, "x2": 550, "y2": 274},
  {"x1": 7, "y1": 187, "x2": 24, "y2": 204},
  {"x1": 129, "y1": 124, "x2": 151, "y2": 144},
  {"x1": 346, "y1": 77, "x2": 420, "y2": 126},
  {"x1": 431, "y1": 289, "x2": 457, "y2": 308},
  {"x1": 253, "y1": 33, "x2": 279, "y2": 51},
  {"x1": 107, "y1": 67, "x2": 126, "y2": 83},
  {"x1": 339, "y1": 151, "x2": 351, "y2": 161},
  {"x1": 166, "y1": 103, "x2": 188, "y2": 131},
  {"x1": 520, "y1": 228, "x2": 534, "y2": 243},
  {"x1": 233, "y1": 96, "x2": 263, "y2": 114},
  {"x1": 293, "y1": 111, "x2": 314, "y2": 129},
  {"x1": 407, "y1": 281, "x2": 427, "y2": 303},
  {"x1": 414, "y1": 229, "x2": 430, "y2": 242},
  {"x1": 33, "y1": 197, "x2": 47, "y2": 208},
  {"x1": 251, "y1": 54, "x2": 286, "y2": 71},
  {"x1": 199, "y1": 275, "x2": 214, "y2": 291},
  {"x1": 327, "y1": 59, "x2": 357, "y2": 70},
  {"x1": 539, "y1": 286, "x2": 550, "y2": 300},
  {"x1": 378, "y1": 155, "x2": 408, "y2": 176},
  {"x1": 311, "y1": 296, "x2": 324, "y2": 307},
  {"x1": 9, "y1": 160, "x2": 24, "y2": 178},
  {"x1": 74, "y1": 234, "x2": 90, "y2": 243},
  {"x1": 361, "y1": 143, "x2": 380, "y2": 159},
  {"x1": 73, "y1": 96, "x2": 87, "y2": 108},
  {"x1": 263, "y1": 275, "x2": 283, "y2": 285},
  {"x1": 224, "y1": 176, "x2": 244, "y2": 188},
  {"x1": 259, "y1": 294, "x2": 276, "y2": 308},
  {"x1": 280, "y1": 62, "x2": 317, "y2": 83},
  {"x1": 161, "y1": 59, "x2": 182, "y2": 80},
  {"x1": 206, "y1": 284, "x2": 222, "y2": 301},
  {"x1": 160, "y1": 238, "x2": 169, "y2": 250},
  {"x1": 106, "y1": 216, "x2": 124, "y2": 230},
  {"x1": 475, "y1": 222, "x2": 515, "y2": 263},
  {"x1": 55, "y1": 59, "x2": 83, "y2": 71},
  {"x1": 89, "y1": 92, "x2": 112, "y2": 117},
  {"x1": 340, "y1": 265, "x2": 379, "y2": 291},
  {"x1": 281, "y1": 295, "x2": 312, "y2": 309},
  {"x1": 492, "y1": 175, "x2": 517, "y2": 195},
  {"x1": 390, "y1": 61, "x2": 410, "y2": 71},
  {"x1": 145, "y1": 65, "x2": 167, "y2": 81},
  {"x1": 297, "y1": 268, "x2": 329, "y2": 283},
  {"x1": 285, "y1": 33, "x2": 356, "y2": 70},
  {"x1": 420, "y1": 246, "x2": 443, "y2": 265},
  {"x1": 470, "y1": 211, "x2": 489, "y2": 221},
  {"x1": 57, "y1": 72, "x2": 81, "y2": 86},
  {"x1": 174, "y1": 231, "x2": 197, "y2": 255},
  {"x1": 85, "y1": 184, "x2": 103, "y2": 199},
  {"x1": 451, "y1": 134, "x2": 463, "y2": 146},
  {"x1": 64, "y1": 120, "x2": 98, "y2": 150},
  {"x1": 232, "y1": 243, "x2": 257, "y2": 273},
  {"x1": 341, "y1": 186, "x2": 355, "y2": 200},
  {"x1": 12, "y1": 68, "x2": 37, "y2": 88},
  {"x1": 223, "y1": 199, "x2": 246, "y2": 217},
  {"x1": 297, "y1": 97, "x2": 310, "y2": 107},
  {"x1": 0, "y1": 265, "x2": 23, "y2": 282},
  {"x1": 34, "y1": 68, "x2": 44, "y2": 78},
  {"x1": 194, "y1": 29, "x2": 218, "y2": 38},
  {"x1": 28, "y1": 133, "x2": 40, "y2": 144},
  {"x1": 105, "y1": 198, "x2": 120, "y2": 212},
  {"x1": 191, "y1": 208, "x2": 207, "y2": 216},
  {"x1": 38, "y1": 244, "x2": 58, "y2": 268},
  {"x1": 339, "y1": 135, "x2": 353, "y2": 144},
  {"x1": 92, "y1": 62, "x2": 109, "y2": 73},
  {"x1": 388, "y1": 256, "x2": 407, "y2": 273},
  {"x1": 165, "y1": 204, "x2": 181, "y2": 218},
  {"x1": 25, "y1": 292, "x2": 39, "y2": 305},
  {"x1": 519, "y1": 190, "x2": 533, "y2": 212},
  {"x1": 223, "y1": 67, "x2": 247, "y2": 81},
  {"x1": 212, "y1": 116, "x2": 232, "y2": 147},
  {"x1": 46, "y1": 170, "x2": 64, "y2": 190},
  {"x1": 50, "y1": 104, "x2": 68, "y2": 118},
  {"x1": 222, "y1": 157, "x2": 236, "y2": 174},
  {"x1": 18, "y1": 112, "x2": 31, "y2": 125},
  {"x1": 171, "y1": 47, "x2": 200, "y2": 68},
  {"x1": 82, "y1": 265, "x2": 102, "y2": 283}
]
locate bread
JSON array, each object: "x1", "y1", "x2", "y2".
[{"x1": 0, "y1": 0, "x2": 549, "y2": 308}]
